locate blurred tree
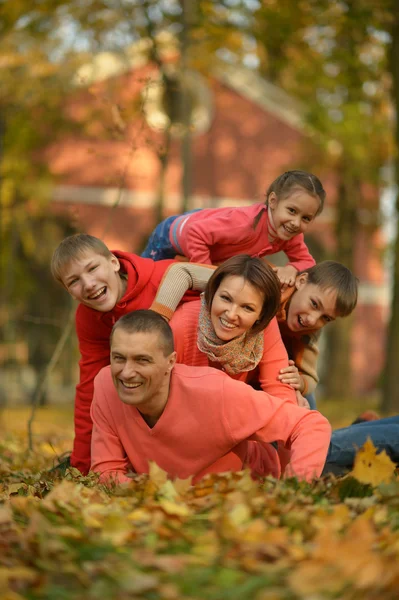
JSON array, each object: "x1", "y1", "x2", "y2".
[
  {"x1": 382, "y1": 2, "x2": 399, "y2": 412},
  {"x1": 252, "y1": 0, "x2": 392, "y2": 397},
  {"x1": 0, "y1": 1, "x2": 81, "y2": 400}
]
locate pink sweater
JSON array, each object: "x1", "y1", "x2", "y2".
[
  {"x1": 90, "y1": 364, "x2": 331, "y2": 484},
  {"x1": 169, "y1": 300, "x2": 296, "y2": 404},
  {"x1": 169, "y1": 203, "x2": 315, "y2": 270}
]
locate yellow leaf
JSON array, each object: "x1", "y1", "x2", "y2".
[
  {"x1": 148, "y1": 461, "x2": 168, "y2": 487},
  {"x1": 173, "y1": 476, "x2": 193, "y2": 496},
  {"x1": 351, "y1": 438, "x2": 396, "y2": 486},
  {"x1": 158, "y1": 499, "x2": 191, "y2": 517},
  {"x1": 7, "y1": 483, "x2": 26, "y2": 495}
]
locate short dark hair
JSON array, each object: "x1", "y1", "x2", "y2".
[
  {"x1": 301, "y1": 261, "x2": 358, "y2": 317},
  {"x1": 111, "y1": 310, "x2": 174, "y2": 356},
  {"x1": 266, "y1": 170, "x2": 326, "y2": 216},
  {"x1": 51, "y1": 233, "x2": 113, "y2": 284},
  {"x1": 204, "y1": 255, "x2": 281, "y2": 335}
]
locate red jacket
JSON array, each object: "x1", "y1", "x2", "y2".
[{"x1": 72, "y1": 251, "x2": 196, "y2": 474}]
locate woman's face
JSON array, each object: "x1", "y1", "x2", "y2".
[{"x1": 211, "y1": 275, "x2": 264, "y2": 342}]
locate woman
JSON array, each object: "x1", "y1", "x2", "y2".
[
  {"x1": 167, "y1": 255, "x2": 307, "y2": 479},
  {"x1": 169, "y1": 255, "x2": 303, "y2": 406}
]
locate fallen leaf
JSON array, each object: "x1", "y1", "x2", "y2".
[{"x1": 351, "y1": 438, "x2": 396, "y2": 486}]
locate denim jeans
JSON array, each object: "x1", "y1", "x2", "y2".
[
  {"x1": 141, "y1": 209, "x2": 202, "y2": 261},
  {"x1": 305, "y1": 392, "x2": 316, "y2": 410},
  {"x1": 327, "y1": 415, "x2": 399, "y2": 467}
]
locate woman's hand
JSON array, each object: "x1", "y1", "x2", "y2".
[
  {"x1": 278, "y1": 359, "x2": 302, "y2": 390},
  {"x1": 273, "y1": 265, "x2": 298, "y2": 292}
]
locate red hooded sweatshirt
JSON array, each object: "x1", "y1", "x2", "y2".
[{"x1": 72, "y1": 251, "x2": 196, "y2": 474}]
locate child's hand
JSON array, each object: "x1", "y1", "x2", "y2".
[
  {"x1": 278, "y1": 360, "x2": 302, "y2": 390},
  {"x1": 296, "y1": 390, "x2": 310, "y2": 409},
  {"x1": 273, "y1": 265, "x2": 298, "y2": 292}
]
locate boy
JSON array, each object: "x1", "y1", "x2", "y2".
[{"x1": 51, "y1": 233, "x2": 215, "y2": 474}]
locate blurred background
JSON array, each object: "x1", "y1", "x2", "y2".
[{"x1": 1, "y1": 0, "x2": 399, "y2": 435}]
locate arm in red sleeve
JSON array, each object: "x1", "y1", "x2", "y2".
[
  {"x1": 221, "y1": 377, "x2": 331, "y2": 481},
  {"x1": 257, "y1": 318, "x2": 297, "y2": 403},
  {"x1": 90, "y1": 371, "x2": 131, "y2": 485},
  {"x1": 284, "y1": 234, "x2": 316, "y2": 272},
  {"x1": 70, "y1": 307, "x2": 113, "y2": 474}
]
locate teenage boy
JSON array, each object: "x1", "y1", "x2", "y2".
[
  {"x1": 90, "y1": 310, "x2": 331, "y2": 484},
  {"x1": 51, "y1": 234, "x2": 214, "y2": 474}
]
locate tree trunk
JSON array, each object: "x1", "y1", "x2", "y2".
[
  {"x1": 382, "y1": 4, "x2": 399, "y2": 412},
  {"x1": 323, "y1": 167, "x2": 358, "y2": 398},
  {"x1": 179, "y1": 0, "x2": 194, "y2": 213}
]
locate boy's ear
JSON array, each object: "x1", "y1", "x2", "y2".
[
  {"x1": 110, "y1": 254, "x2": 121, "y2": 272},
  {"x1": 295, "y1": 272, "x2": 308, "y2": 290},
  {"x1": 268, "y1": 192, "x2": 278, "y2": 209}
]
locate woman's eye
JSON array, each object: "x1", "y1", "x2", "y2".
[
  {"x1": 311, "y1": 299, "x2": 317, "y2": 308},
  {"x1": 220, "y1": 295, "x2": 230, "y2": 301}
]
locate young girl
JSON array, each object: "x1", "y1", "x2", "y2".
[{"x1": 141, "y1": 170, "x2": 326, "y2": 289}]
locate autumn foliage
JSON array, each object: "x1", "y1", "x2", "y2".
[{"x1": 0, "y1": 426, "x2": 398, "y2": 599}]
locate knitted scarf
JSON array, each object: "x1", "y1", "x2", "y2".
[{"x1": 197, "y1": 295, "x2": 264, "y2": 375}]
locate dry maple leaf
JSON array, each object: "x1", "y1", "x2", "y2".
[{"x1": 351, "y1": 438, "x2": 396, "y2": 486}]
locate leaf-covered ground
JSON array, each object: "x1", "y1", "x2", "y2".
[{"x1": 1, "y1": 411, "x2": 399, "y2": 600}]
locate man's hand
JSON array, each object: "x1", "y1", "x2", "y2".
[
  {"x1": 273, "y1": 265, "x2": 298, "y2": 292},
  {"x1": 278, "y1": 359, "x2": 303, "y2": 390},
  {"x1": 295, "y1": 390, "x2": 310, "y2": 409}
]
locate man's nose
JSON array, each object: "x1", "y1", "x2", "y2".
[{"x1": 121, "y1": 362, "x2": 136, "y2": 379}]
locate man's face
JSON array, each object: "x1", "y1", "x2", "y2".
[
  {"x1": 61, "y1": 250, "x2": 125, "y2": 312},
  {"x1": 110, "y1": 329, "x2": 176, "y2": 411},
  {"x1": 286, "y1": 275, "x2": 337, "y2": 333}
]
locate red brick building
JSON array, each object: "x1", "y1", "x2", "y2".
[{"x1": 46, "y1": 49, "x2": 388, "y2": 394}]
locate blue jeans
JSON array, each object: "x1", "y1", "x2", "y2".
[
  {"x1": 305, "y1": 392, "x2": 316, "y2": 410},
  {"x1": 141, "y1": 209, "x2": 202, "y2": 261},
  {"x1": 327, "y1": 415, "x2": 399, "y2": 467}
]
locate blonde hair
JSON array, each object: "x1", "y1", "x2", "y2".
[{"x1": 51, "y1": 233, "x2": 112, "y2": 284}]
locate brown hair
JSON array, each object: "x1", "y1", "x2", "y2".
[
  {"x1": 51, "y1": 233, "x2": 113, "y2": 285},
  {"x1": 253, "y1": 170, "x2": 326, "y2": 229},
  {"x1": 204, "y1": 255, "x2": 281, "y2": 335},
  {"x1": 111, "y1": 310, "x2": 175, "y2": 356},
  {"x1": 301, "y1": 261, "x2": 358, "y2": 317}
]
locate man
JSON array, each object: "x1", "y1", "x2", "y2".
[{"x1": 90, "y1": 310, "x2": 331, "y2": 484}]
